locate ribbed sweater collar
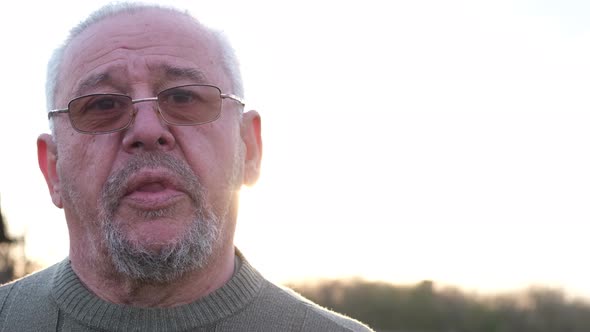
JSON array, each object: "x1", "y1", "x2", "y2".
[{"x1": 50, "y1": 251, "x2": 265, "y2": 331}]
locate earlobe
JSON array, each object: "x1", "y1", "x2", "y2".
[
  {"x1": 241, "y1": 111, "x2": 262, "y2": 186},
  {"x1": 37, "y1": 134, "x2": 63, "y2": 208}
]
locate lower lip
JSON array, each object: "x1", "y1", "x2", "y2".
[{"x1": 123, "y1": 189, "x2": 186, "y2": 209}]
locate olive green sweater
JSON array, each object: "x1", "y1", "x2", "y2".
[{"x1": 0, "y1": 252, "x2": 372, "y2": 331}]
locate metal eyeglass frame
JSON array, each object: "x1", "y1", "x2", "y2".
[{"x1": 47, "y1": 84, "x2": 245, "y2": 134}]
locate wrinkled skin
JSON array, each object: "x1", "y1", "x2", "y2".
[{"x1": 37, "y1": 9, "x2": 262, "y2": 307}]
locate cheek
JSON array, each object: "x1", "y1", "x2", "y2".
[
  {"x1": 56, "y1": 135, "x2": 118, "y2": 202},
  {"x1": 176, "y1": 124, "x2": 244, "y2": 193}
]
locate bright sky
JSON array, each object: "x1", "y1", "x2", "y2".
[{"x1": 0, "y1": 0, "x2": 589, "y2": 299}]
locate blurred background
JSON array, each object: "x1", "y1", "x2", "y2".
[{"x1": 0, "y1": 0, "x2": 589, "y2": 331}]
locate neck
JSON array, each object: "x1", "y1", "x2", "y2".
[{"x1": 69, "y1": 242, "x2": 236, "y2": 307}]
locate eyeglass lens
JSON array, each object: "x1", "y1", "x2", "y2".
[{"x1": 68, "y1": 85, "x2": 222, "y2": 133}]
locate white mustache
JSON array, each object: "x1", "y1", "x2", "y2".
[{"x1": 100, "y1": 152, "x2": 204, "y2": 214}]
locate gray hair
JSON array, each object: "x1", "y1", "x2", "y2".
[{"x1": 46, "y1": 2, "x2": 244, "y2": 126}]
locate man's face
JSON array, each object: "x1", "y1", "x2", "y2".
[{"x1": 38, "y1": 9, "x2": 261, "y2": 280}]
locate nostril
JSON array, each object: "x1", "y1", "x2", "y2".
[
  {"x1": 131, "y1": 141, "x2": 144, "y2": 149},
  {"x1": 157, "y1": 137, "x2": 166, "y2": 145}
]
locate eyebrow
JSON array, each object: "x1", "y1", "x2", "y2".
[
  {"x1": 161, "y1": 65, "x2": 207, "y2": 83},
  {"x1": 73, "y1": 65, "x2": 208, "y2": 97},
  {"x1": 75, "y1": 72, "x2": 112, "y2": 97}
]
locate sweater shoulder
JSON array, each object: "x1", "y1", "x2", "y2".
[
  {"x1": 255, "y1": 281, "x2": 374, "y2": 332},
  {"x1": 0, "y1": 260, "x2": 60, "y2": 296},
  {"x1": 0, "y1": 261, "x2": 63, "y2": 330}
]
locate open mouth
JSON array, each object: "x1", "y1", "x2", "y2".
[
  {"x1": 122, "y1": 170, "x2": 187, "y2": 208},
  {"x1": 135, "y1": 182, "x2": 167, "y2": 192}
]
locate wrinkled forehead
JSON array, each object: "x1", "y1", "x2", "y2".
[{"x1": 57, "y1": 9, "x2": 228, "y2": 102}]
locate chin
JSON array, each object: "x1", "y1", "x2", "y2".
[{"x1": 101, "y1": 209, "x2": 220, "y2": 282}]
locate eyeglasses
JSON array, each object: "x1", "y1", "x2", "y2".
[{"x1": 48, "y1": 84, "x2": 245, "y2": 134}]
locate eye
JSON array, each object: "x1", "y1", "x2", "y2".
[
  {"x1": 160, "y1": 88, "x2": 202, "y2": 106},
  {"x1": 95, "y1": 98, "x2": 115, "y2": 109},
  {"x1": 82, "y1": 95, "x2": 125, "y2": 113},
  {"x1": 171, "y1": 92, "x2": 193, "y2": 104}
]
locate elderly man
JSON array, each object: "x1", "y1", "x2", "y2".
[{"x1": 0, "y1": 3, "x2": 371, "y2": 331}]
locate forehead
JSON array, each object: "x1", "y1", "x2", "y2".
[{"x1": 57, "y1": 9, "x2": 227, "y2": 99}]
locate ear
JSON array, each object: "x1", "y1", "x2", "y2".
[
  {"x1": 37, "y1": 134, "x2": 63, "y2": 208},
  {"x1": 240, "y1": 110, "x2": 262, "y2": 186}
]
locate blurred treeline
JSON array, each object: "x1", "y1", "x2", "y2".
[
  {"x1": 2, "y1": 204, "x2": 589, "y2": 331},
  {"x1": 0, "y1": 204, "x2": 39, "y2": 284},
  {"x1": 287, "y1": 279, "x2": 590, "y2": 332}
]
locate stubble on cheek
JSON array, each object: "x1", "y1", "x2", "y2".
[
  {"x1": 98, "y1": 152, "x2": 201, "y2": 234},
  {"x1": 93, "y1": 152, "x2": 224, "y2": 282},
  {"x1": 56, "y1": 126, "x2": 247, "y2": 281},
  {"x1": 55, "y1": 135, "x2": 106, "y2": 224}
]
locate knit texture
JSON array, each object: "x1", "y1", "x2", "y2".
[{"x1": 0, "y1": 252, "x2": 373, "y2": 331}]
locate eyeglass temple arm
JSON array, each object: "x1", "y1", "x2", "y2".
[
  {"x1": 221, "y1": 93, "x2": 245, "y2": 106},
  {"x1": 47, "y1": 109, "x2": 69, "y2": 119}
]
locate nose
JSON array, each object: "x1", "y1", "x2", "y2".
[{"x1": 121, "y1": 100, "x2": 176, "y2": 153}]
